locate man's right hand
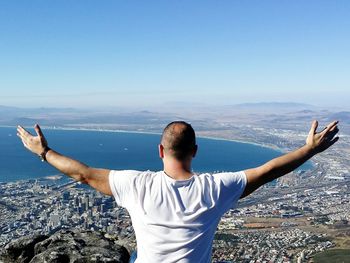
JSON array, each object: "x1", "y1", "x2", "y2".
[
  {"x1": 17, "y1": 124, "x2": 49, "y2": 156},
  {"x1": 306, "y1": 120, "x2": 339, "y2": 154}
]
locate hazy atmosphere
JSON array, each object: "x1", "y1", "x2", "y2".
[
  {"x1": 1, "y1": 2, "x2": 350, "y2": 262},
  {"x1": 0, "y1": 1, "x2": 349, "y2": 109}
]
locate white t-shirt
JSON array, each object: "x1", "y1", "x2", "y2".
[{"x1": 109, "y1": 170, "x2": 247, "y2": 263}]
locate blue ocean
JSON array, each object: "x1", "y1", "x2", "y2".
[{"x1": 0, "y1": 127, "x2": 311, "y2": 183}]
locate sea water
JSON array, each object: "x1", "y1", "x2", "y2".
[{"x1": 0, "y1": 127, "x2": 311, "y2": 183}]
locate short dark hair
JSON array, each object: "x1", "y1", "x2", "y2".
[{"x1": 161, "y1": 121, "x2": 196, "y2": 160}]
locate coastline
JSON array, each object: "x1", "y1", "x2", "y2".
[
  {"x1": 0, "y1": 173, "x2": 68, "y2": 185},
  {"x1": 2, "y1": 124, "x2": 284, "y2": 153},
  {"x1": 197, "y1": 135, "x2": 285, "y2": 154}
]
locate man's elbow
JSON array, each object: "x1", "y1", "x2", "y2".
[{"x1": 76, "y1": 167, "x2": 92, "y2": 184}]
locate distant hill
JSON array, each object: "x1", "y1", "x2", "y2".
[
  {"x1": 0, "y1": 105, "x2": 20, "y2": 110},
  {"x1": 0, "y1": 105, "x2": 86, "y2": 114},
  {"x1": 327, "y1": 111, "x2": 350, "y2": 124},
  {"x1": 0, "y1": 105, "x2": 174, "y2": 131},
  {"x1": 0, "y1": 103, "x2": 348, "y2": 132},
  {"x1": 233, "y1": 102, "x2": 314, "y2": 109}
]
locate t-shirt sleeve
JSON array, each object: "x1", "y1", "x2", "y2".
[
  {"x1": 108, "y1": 170, "x2": 142, "y2": 208},
  {"x1": 214, "y1": 170, "x2": 247, "y2": 214}
]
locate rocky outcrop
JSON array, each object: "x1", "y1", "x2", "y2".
[{"x1": 0, "y1": 229, "x2": 130, "y2": 263}]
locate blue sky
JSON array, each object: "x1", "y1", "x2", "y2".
[{"x1": 0, "y1": 1, "x2": 349, "y2": 109}]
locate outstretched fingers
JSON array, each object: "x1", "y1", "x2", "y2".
[
  {"x1": 309, "y1": 120, "x2": 318, "y2": 135},
  {"x1": 321, "y1": 120, "x2": 338, "y2": 136},
  {"x1": 17, "y1": 126, "x2": 33, "y2": 145},
  {"x1": 34, "y1": 124, "x2": 44, "y2": 138},
  {"x1": 17, "y1": 125, "x2": 32, "y2": 138}
]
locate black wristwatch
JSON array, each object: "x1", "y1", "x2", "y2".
[{"x1": 39, "y1": 146, "x2": 51, "y2": 162}]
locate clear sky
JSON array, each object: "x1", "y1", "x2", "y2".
[{"x1": 0, "y1": 1, "x2": 349, "y2": 109}]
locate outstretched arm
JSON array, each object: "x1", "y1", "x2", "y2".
[
  {"x1": 241, "y1": 120, "x2": 339, "y2": 198},
  {"x1": 17, "y1": 124, "x2": 112, "y2": 196}
]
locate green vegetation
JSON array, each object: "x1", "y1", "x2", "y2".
[{"x1": 313, "y1": 249, "x2": 350, "y2": 263}]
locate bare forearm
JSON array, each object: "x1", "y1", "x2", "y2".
[
  {"x1": 259, "y1": 144, "x2": 315, "y2": 183},
  {"x1": 243, "y1": 120, "x2": 339, "y2": 199},
  {"x1": 46, "y1": 149, "x2": 90, "y2": 183},
  {"x1": 242, "y1": 144, "x2": 316, "y2": 198}
]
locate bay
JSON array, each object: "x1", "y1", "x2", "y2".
[{"x1": 0, "y1": 127, "x2": 311, "y2": 183}]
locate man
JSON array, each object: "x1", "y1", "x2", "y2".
[{"x1": 17, "y1": 120, "x2": 339, "y2": 263}]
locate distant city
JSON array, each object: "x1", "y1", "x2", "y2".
[{"x1": 1, "y1": 102, "x2": 349, "y2": 262}]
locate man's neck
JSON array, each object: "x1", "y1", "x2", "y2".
[{"x1": 163, "y1": 160, "x2": 193, "y2": 181}]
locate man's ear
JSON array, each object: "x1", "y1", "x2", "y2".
[
  {"x1": 192, "y1": 145, "x2": 198, "y2": 158},
  {"x1": 159, "y1": 144, "x2": 164, "y2": 159}
]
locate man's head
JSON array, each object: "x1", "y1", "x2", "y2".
[{"x1": 159, "y1": 121, "x2": 197, "y2": 163}]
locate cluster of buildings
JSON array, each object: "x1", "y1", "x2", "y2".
[
  {"x1": 0, "y1": 180, "x2": 134, "y2": 247},
  {"x1": 208, "y1": 179, "x2": 348, "y2": 262},
  {"x1": 212, "y1": 228, "x2": 333, "y2": 262},
  {"x1": 232, "y1": 178, "x2": 349, "y2": 224}
]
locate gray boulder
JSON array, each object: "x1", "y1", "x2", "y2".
[
  {"x1": 0, "y1": 229, "x2": 130, "y2": 263},
  {"x1": 0, "y1": 234, "x2": 48, "y2": 263}
]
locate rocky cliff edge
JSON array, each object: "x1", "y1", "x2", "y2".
[{"x1": 0, "y1": 229, "x2": 130, "y2": 263}]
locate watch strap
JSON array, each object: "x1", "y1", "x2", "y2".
[{"x1": 39, "y1": 146, "x2": 51, "y2": 162}]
